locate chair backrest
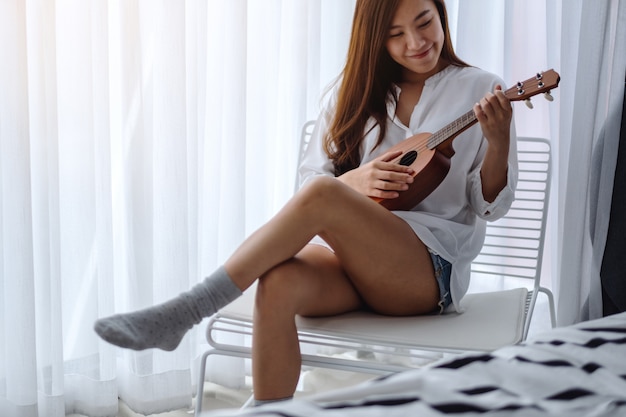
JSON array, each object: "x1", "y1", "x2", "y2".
[
  {"x1": 294, "y1": 120, "x2": 317, "y2": 193},
  {"x1": 470, "y1": 137, "x2": 551, "y2": 293}
]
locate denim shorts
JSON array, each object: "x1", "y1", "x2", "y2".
[{"x1": 428, "y1": 249, "x2": 452, "y2": 314}]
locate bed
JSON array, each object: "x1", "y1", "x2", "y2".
[{"x1": 202, "y1": 311, "x2": 626, "y2": 417}]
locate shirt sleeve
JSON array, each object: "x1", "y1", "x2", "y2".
[
  {"x1": 467, "y1": 123, "x2": 518, "y2": 221},
  {"x1": 468, "y1": 163, "x2": 516, "y2": 220}
]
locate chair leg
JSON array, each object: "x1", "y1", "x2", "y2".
[
  {"x1": 538, "y1": 287, "x2": 557, "y2": 328},
  {"x1": 195, "y1": 350, "x2": 212, "y2": 416},
  {"x1": 241, "y1": 394, "x2": 255, "y2": 409}
]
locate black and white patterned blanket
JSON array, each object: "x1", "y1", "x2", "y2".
[{"x1": 204, "y1": 312, "x2": 626, "y2": 417}]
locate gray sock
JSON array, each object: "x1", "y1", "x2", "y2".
[{"x1": 94, "y1": 266, "x2": 241, "y2": 351}]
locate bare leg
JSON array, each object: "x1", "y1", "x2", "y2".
[
  {"x1": 95, "y1": 176, "x2": 437, "y2": 353},
  {"x1": 252, "y1": 245, "x2": 363, "y2": 400},
  {"x1": 243, "y1": 177, "x2": 440, "y2": 400},
  {"x1": 225, "y1": 176, "x2": 438, "y2": 314}
]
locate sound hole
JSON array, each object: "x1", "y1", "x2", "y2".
[{"x1": 399, "y1": 150, "x2": 418, "y2": 166}]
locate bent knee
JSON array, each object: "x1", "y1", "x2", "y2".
[
  {"x1": 255, "y1": 265, "x2": 301, "y2": 316},
  {"x1": 296, "y1": 176, "x2": 346, "y2": 207}
]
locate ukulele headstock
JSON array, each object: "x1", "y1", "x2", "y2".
[{"x1": 505, "y1": 69, "x2": 560, "y2": 109}]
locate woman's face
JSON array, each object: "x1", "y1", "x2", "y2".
[{"x1": 385, "y1": 0, "x2": 445, "y2": 82}]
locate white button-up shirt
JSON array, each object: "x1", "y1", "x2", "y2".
[{"x1": 299, "y1": 65, "x2": 518, "y2": 312}]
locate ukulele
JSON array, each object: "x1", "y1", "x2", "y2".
[{"x1": 372, "y1": 69, "x2": 560, "y2": 211}]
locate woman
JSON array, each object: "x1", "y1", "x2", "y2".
[{"x1": 95, "y1": 0, "x2": 516, "y2": 405}]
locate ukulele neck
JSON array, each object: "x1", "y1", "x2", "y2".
[{"x1": 427, "y1": 109, "x2": 477, "y2": 149}]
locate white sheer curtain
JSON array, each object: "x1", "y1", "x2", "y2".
[
  {"x1": 2, "y1": 0, "x2": 624, "y2": 416},
  {"x1": 1, "y1": 1, "x2": 354, "y2": 416}
]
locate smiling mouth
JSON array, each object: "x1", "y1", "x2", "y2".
[{"x1": 408, "y1": 46, "x2": 431, "y2": 59}]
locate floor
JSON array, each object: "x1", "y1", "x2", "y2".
[{"x1": 112, "y1": 369, "x2": 374, "y2": 416}]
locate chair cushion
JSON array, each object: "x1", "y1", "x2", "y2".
[{"x1": 215, "y1": 287, "x2": 528, "y2": 352}]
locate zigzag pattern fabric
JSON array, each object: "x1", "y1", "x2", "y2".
[{"x1": 204, "y1": 312, "x2": 626, "y2": 417}]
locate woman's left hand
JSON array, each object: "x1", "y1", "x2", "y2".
[{"x1": 473, "y1": 84, "x2": 512, "y2": 150}]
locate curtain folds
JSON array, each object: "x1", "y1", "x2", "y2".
[
  {"x1": 556, "y1": 0, "x2": 626, "y2": 325},
  {"x1": 1, "y1": 0, "x2": 623, "y2": 416},
  {"x1": 1, "y1": 1, "x2": 356, "y2": 415}
]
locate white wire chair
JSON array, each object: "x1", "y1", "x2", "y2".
[{"x1": 194, "y1": 123, "x2": 555, "y2": 415}]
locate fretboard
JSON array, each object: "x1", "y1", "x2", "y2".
[{"x1": 427, "y1": 109, "x2": 478, "y2": 149}]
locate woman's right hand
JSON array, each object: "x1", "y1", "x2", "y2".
[{"x1": 337, "y1": 150, "x2": 415, "y2": 199}]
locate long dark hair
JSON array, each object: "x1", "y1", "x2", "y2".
[{"x1": 324, "y1": 0, "x2": 469, "y2": 175}]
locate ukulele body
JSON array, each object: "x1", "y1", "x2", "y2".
[{"x1": 372, "y1": 132, "x2": 455, "y2": 211}]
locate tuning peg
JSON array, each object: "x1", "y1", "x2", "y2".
[
  {"x1": 525, "y1": 99, "x2": 534, "y2": 109},
  {"x1": 543, "y1": 91, "x2": 554, "y2": 102}
]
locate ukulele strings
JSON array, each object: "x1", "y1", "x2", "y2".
[{"x1": 396, "y1": 108, "x2": 478, "y2": 159}]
